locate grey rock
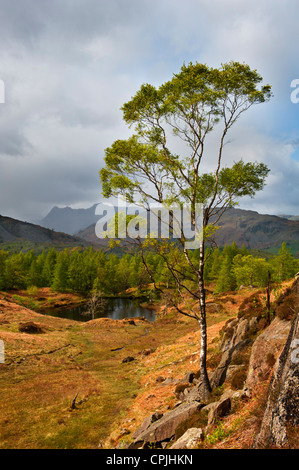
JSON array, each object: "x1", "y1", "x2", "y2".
[
  {"x1": 246, "y1": 317, "x2": 291, "y2": 392},
  {"x1": 122, "y1": 356, "x2": 135, "y2": 363},
  {"x1": 129, "y1": 401, "x2": 204, "y2": 446},
  {"x1": 170, "y1": 427, "x2": 204, "y2": 449},
  {"x1": 207, "y1": 397, "x2": 231, "y2": 427},
  {"x1": 210, "y1": 338, "x2": 250, "y2": 389},
  {"x1": 255, "y1": 313, "x2": 299, "y2": 448},
  {"x1": 132, "y1": 411, "x2": 163, "y2": 439}
]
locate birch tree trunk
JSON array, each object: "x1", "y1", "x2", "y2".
[{"x1": 198, "y1": 240, "x2": 212, "y2": 399}]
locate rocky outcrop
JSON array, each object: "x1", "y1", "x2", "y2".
[
  {"x1": 126, "y1": 282, "x2": 298, "y2": 450},
  {"x1": 128, "y1": 401, "x2": 205, "y2": 448},
  {"x1": 245, "y1": 318, "x2": 291, "y2": 392},
  {"x1": 209, "y1": 316, "x2": 257, "y2": 390},
  {"x1": 206, "y1": 397, "x2": 231, "y2": 427},
  {"x1": 254, "y1": 313, "x2": 299, "y2": 448},
  {"x1": 132, "y1": 412, "x2": 163, "y2": 439}
]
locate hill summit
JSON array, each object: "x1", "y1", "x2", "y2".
[{"x1": 40, "y1": 204, "x2": 99, "y2": 235}]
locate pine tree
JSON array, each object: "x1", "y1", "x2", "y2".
[
  {"x1": 270, "y1": 242, "x2": 298, "y2": 283},
  {"x1": 42, "y1": 248, "x2": 57, "y2": 286},
  {"x1": 215, "y1": 254, "x2": 236, "y2": 293},
  {"x1": 27, "y1": 260, "x2": 41, "y2": 287},
  {"x1": 233, "y1": 254, "x2": 269, "y2": 288},
  {"x1": 52, "y1": 250, "x2": 70, "y2": 292},
  {"x1": 210, "y1": 247, "x2": 223, "y2": 280},
  {"x1": 0, "y1": 250, "x2": 8, "y2": 290},
  {"x1": 5, "y1": 252, "x2": 27, "y2": 290}
]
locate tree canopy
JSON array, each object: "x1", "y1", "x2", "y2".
[{"x1": 100, "y1": 60, "x2": 272, "y2": 398}]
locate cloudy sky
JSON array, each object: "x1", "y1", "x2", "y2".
[{"x1": 0, "y1": 0, "x2": 299, "y2": 223}]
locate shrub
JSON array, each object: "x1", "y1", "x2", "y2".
[
  {"x1": 238, "y1": 293, "x2": 265, "y2": 320},
  {"x1": 206, "y1": 422, "x2": 228, "y2": 445},
  {"x1": 27, "y1": 285, "x2": 39, "y2": 297},
  {"x1": 275, "y1": 293, "x2": 297, "y2": 321},
  {"x1": 230, "y1": 368, "x2": 247, "y2": 390}
]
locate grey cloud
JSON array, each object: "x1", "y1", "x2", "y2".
[{"x1": 0, "y1": 0, "x2": 298, "y2": 222}]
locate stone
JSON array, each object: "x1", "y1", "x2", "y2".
[
  {"x1": 132, "y1": 412, "x2": 163, "y2": 439},
  {"x1": 255, "y1": 314, "x2": 299, "y2": 448},
  {"x1": 129, "y1": 401, "x2": 204, "y2": 447},
  {"x1": 170, "y1": 428, "x2": 204, "y2": 449},
  {"x1": 155, "y1": 376, "x2": 165, "y2": 383},
  {"x1": 142, "y1": 348, "x2": 154, "y2": 356},
  {"x1": 173, "y1": 382, "x2": 193, "y2": 400},
  {"x1": 225, "y1": 365, "x2": 244, "y2": 381},
  {"x1": 122, "y1": 356, "x2": 135, "y2": 363},
  {"x1": 181, "y1": 371, "x2": 195, "y2": 383},
  {"x1": 207, "y1": 397, "x2": 231, "y2": 427},
  {"x1": 245, "y1": 317, "x2": 291, "y2": 392},
  {"x1": 210, "y1": 339, "x2": 250, "y2": 389}
]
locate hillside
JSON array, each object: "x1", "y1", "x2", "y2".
[
  {"x1": 76, "y1": 207, "x2": 299, "y2": 255},
  {"x1": 0, "y1": 214, "x2": 87, "y2": 251},
  {"x1": 4, "y1": 207, "x2": 299, "y2": 255},
  {"x1": 213, "y1": 208, "x2": 299, "y2": 253},
  {"x1": 0, "y1": 278, "x2": 297, "y2": 449}
]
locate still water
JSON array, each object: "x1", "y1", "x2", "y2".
[{"x1": 41, "y1": 297, "x2": 156, "y2": 322}]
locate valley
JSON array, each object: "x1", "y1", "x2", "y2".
[{"x1": 0, "y1": 279, "x2": 297, "y2": 449}]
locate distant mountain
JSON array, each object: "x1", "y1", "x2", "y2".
[
  {"x1": 213, "y1": 208, "x2": 299, "y2": 253},
  {"x1": 277, "y1": 214, "x2": 299, "y2": 221},
  {"x1": 75, "y1": 207, "x2": 299, "y2": 255},
  {"x1": 0, "y1": 214, "x2": 86, "y2": 248},
  {"x1": 40, "y1": 204, "x2": 100, "y2": 235}
]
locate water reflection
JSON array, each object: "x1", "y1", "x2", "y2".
[{"x1": 41, "y1": 297, "x2": 156, "y2": 322}]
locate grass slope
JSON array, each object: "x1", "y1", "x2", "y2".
[{"x1": 0, "y1": 281, "x2": 294, "y2": 449}]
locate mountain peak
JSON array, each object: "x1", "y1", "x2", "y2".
[{"x1": 40, "y1": 204, "x2": 100, "y2": 235}]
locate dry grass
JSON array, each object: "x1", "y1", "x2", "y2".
[{"x1": 0, "y1": 280, "x2": 294, "y2": 449}]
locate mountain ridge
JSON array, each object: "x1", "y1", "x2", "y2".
[
  {"x1": 0, "y1": 213, "x2": 87, "y2": 248},
  {"x1": 2, "y1": 207, "x2": 299, "y2": 255},
  {"x1": 75, "y1": 207, "x2": 299, "y2": 254}
]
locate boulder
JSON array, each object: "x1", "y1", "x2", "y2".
[
  {"x1": 183, "y1": 377, "x2": 211, "y2": 403},
  {"x1": 208, "y1": 313, "x2": 261, "y2": 391},
  {"x1": 210, "y1": 339, "x2": 250, "y2": 389},
  {"x1": 170, "y1": 427, "x2": 204, "y2": 449},
  {"x1": 173, "y1": 382, "x2": 193, "y2": 400},
  {"x1": 122, "y1": 356, "x2": 135, "y2": 363},
  {"x1": 225, "y1": 365, "x2": 244, "y2": 381},
  {"x1": 245, "y1": 317, "x2": 291, "y2": 392},
  {"x1": 206, "y1": 397, "x2": 231, "y2": 427},
  {"x1": 129, "y1": 401, "x2": 204, "y2": 447},
  {"x1": 181, "y1": 371, "x2": 195, "y2": 383},
  {"x1": 132, "y1": 412, "x2": 163, "y2": 439}
]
